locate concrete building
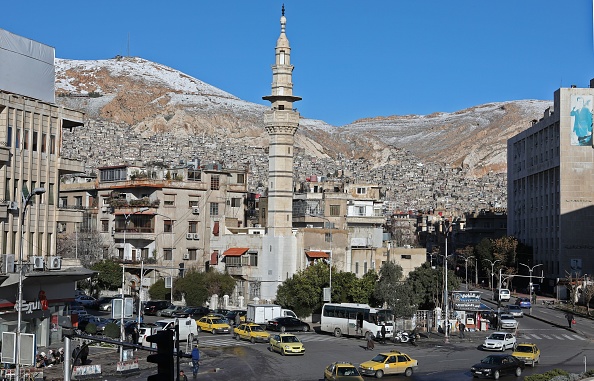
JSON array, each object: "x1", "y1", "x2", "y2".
[
  {"x1": 0, "y1": 28, "x2": 91, "y2": 350},
  {"x1": 508, "y1": 81, "x2": 594, "y2": 281}
]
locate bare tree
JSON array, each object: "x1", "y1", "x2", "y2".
[
  {"x1": 582, "y1": 283, "x2": 594, "y2": 316},
  {"x1": 56, "y1": 230, "x2": 112, "y2": 267},
  {"x1": 565, "y1": 271, "x2": 579, "y2": 311}
]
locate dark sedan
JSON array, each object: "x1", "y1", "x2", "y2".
[
  {"x1": 143, "y1": 300, "x2": 171, "y2": 316},
  {"x1": 173, "y1": 306, "x2": 210, "y2": 319},
  {"x1": 470, "y1": 354, "x2": 525, "y2": 379},
  {"x1": 267, "y1": 317, "x2": 310, "y2": 332}
]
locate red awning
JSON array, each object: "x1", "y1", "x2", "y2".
[
  {"x1": 305, "y1": 251, "x2": 329, "y2": 259},
  {"x1": 213, "y1": 221, "x2": 219, "y2": 236},
  {"x1": 223, "y1": 248, "x2": 249, "y2": 257},
  {"x1": 210, "y1": 252, "x2": 218, "y2": 265}
]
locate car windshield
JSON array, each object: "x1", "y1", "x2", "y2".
[
  {"x1": 489, "y1": 334, "x2": 505, "y2": 340},
  {"x1": 281, "y1": 336, "x2": 300, "y2": 343},
  {"x1": 482, "y1": 356, "x2": 503, "y2": 365},
  {"x1": 154, "y1": 322, "x2": 168, "y2": 329},
  {"x1": 508, "y1": 305, "x2": 521, "y2": 310},
  {"x1": 515, "y1": 345, "x2": 533, "y2": 353},
  {"x1": 211, "y1": 319, "x2": 225, "y2": 324},
  {"x1": 250, "y1": 325, "x2": 265, "y2": 332},
  {"x1": 371, "y1": 354, "x2": 388, "y2": 363},
  {"x1": 337, "y1": 366, "x2": 359, "y2": 376},
  {"x1": 501, "y1": 315, "x2": 513, "y2": 320}
]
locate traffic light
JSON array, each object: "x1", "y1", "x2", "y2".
[
  {"x1": 146, "y1": 329, "x2": 174, "y2": 381},
  {"x1": 179, "y1": 262, "x2": 185, "y2": 278}
]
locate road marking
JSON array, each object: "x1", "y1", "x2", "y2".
[
  {"x1": 540, "y1": 334, "x2": 553, "y2": 339},
  {"x1": 573, "y1": 335, "x2": 587, "y2": 341},
  {"x1": 561, "y1": 334, "x2": 575, "y2": 340},
  {"x1": 529, "y1": 334, "x2": 542, "y2": 339},
  {"x1": 551, "y1": 335, "x2": 564, "y2": 340}
]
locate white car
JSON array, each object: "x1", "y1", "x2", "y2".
[
  {"x1": 505, "y1": 305, "x2": 524, "y2": 318},
  {"x1": 499, "y1": 314, "x2": 518, "y2": 330},
  {"x1": 482, "y1": 332, "x2": 516, "y2": 351},
  {"x1": 75, "y1": 295, "x2": 97, "y2": 307}
]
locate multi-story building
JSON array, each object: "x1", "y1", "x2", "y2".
[
  {"x1": 0, "y1": 28, "x2": 91, "y2": 349},
  {"x1": 508, "y1": 81, "x2": 594, "y2": 283}
]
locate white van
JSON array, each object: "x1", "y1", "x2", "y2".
[
  {"x1": 494, "y1": 288, "x2": 511, "y2": 302},
  {"x1": 154, "y1": 317, "x2": 197, "y2": 341}
]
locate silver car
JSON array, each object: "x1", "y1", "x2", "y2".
[
  {"x1": 505, "y1": 304, "x2": 524, "y2": 318},
  {"x1": 499, "y1": 314, "x2": 518, "y2": 330}
]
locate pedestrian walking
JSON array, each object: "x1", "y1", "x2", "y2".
[
  {"x1": 234, "y1": 312, "x2": 241, "y2": 327},
  {"x1": 80, "y1": 341, "x2": 89, "y2": 365},
  {"x1": 380, "y1": 324, "x2": 386, "y2": 344},
  {"x1": 566, "y1": 312, "x2": 575, "y2": 328},
  {"x1": 366, "y1": 335, "x2": 375, "y2": 351},
  {"x1": 179, "y1": 370, "x2": 188, "y2": 381},
  {"x1": 459, "y1": 321, "x2": 466, "y2": 338},
  {"x1": 72, "y1": 344, "x2": 81, "y2": 366},
  {"x1": 191, "y1": 344, "x2": 200, "y2": 378}
]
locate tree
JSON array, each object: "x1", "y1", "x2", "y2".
[
  {"x1": 276, "y1": 261, "x2": 329, "y2": 317},
  {"x1": 84, "y1": 260, "x2": 122, "y2": 297},
  {"x1": 565, "y1": 271, "x2": 579, "y2": 310},
  {"x1": 174, "y1": 270, "x2": 236, "y2": 306},
  {"x1": 374, "y1": 262, "x2": 417, "y2": 318},
  {"x1": 582, "y1": 283, "x2": 594, "y2": 316},
  {"x1": 56, "y1": 229, "x2": 112, "y2": 267},
  {"x1": 407, "y1": 262, "x2": 460, "y2": 310},
  {"x1": 149, "y1": 278, "x2": 170, "y2": 301}
]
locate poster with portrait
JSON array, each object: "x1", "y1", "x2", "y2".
[{"x1": 570, "y1": 94, "x2": 593, "y2": 146}]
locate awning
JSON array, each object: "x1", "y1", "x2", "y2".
[
  {"x1": 223, "y1": 248, "x2": 249, "y2": 257},
  {"x1": 305, "y1": 251, "x2": 329, "y2": 259},
  {"x1": 211, "y1": 252, "x2": 218, "y2": 265},
  {"x1": 213, "y1": 221, "x2": 219, "y2": 236}
]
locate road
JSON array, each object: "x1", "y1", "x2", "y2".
[{"x1": 84, "y1": 296, "x2": 594, "y2": 380}]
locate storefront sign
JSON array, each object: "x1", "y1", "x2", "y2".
[
  {"x1": 452, "y1": 291, "x2": 481, "y2": 310},
  {"x1": 117, "y1": 358, "x2": 138, "y2": 372},
  {"x1": 14, "y1": 300, "x2": 41, "y2": 314},
  {"x1": 72, "y1": 364, "x2": 101, "y2": 376}
]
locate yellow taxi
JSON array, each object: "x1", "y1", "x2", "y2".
[
  {"x1": 512, "y1": 343, "x2": 540, "y2": 367},
  {"x1": 269, "y1": 333, "x2": 305, "y2": 356},
  {"x1": 324, "y1": 362, "x2": 364, "y2": 381},
  {"x1": 359, "y1": 350, "x2": 418, "y2": 378},
  {"x1": 196, "y1": 316, "x2": 231, "y2": 334},
  {"x1": 232, "y1": 323, "x2": 270, "y2": 343}
]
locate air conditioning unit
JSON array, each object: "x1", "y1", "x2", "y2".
[
  {"x1": 192, "y1": 207, "x2": 200, "y2": 215},
  {"x1": 7, "y1": 201, "x2": 18, "y2": 211},
  {"x1": 183, "y1": 253, "x2": 190, "y2": 260},
  {"x1": 48, "y1": 256, "x2": 62, "y2": 270},
  {"x1": 32, "y1": 256, "x2": 44, "y2": 270},
  {"x1": 193, "y1": 233, "x2": 200, "y2": 240},
  {"x1": 186, "y1": 233, "x2": 193, "y2": 240}
]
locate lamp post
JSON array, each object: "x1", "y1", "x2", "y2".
[
  {"x1": 442, "y1": 220, "x2": 452, "y2": 344},
  {"x1": 464, "y1": 256, "x2": 475, "y2": 291},
  {"x1": 519, "y1": 263, "x2": 543, "y2": 315},
  {"x1": 16, "y1": 187, "x2": 45, "y2": 381},
  {"x1": 483, "y1": 259, "x2": 501, "y2": 291},
  {"x1": 120, "y1": 206, "x2": 149, "y2": 361}
]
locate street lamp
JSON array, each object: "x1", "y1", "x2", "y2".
[
  {"x1": 442, "y1": 220, "x2": 452, "y2": 344},
  {"x1": 16, "y1": 187, "x2": 45, "y2": 381},
  {"x1": 483, "y1": 259, "x2": 501, "y2": 291},
  {"x1": 464, "y1": 256, "x2": 475, "y2": 291},
  {"x1": 120, "y1": 206, "x2": 148, "y2": 361},
  {"x1": 519, "y1": 263, "x2": 543, "y2": 315}
]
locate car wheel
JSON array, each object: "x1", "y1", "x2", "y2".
[
  {"x1": 515, "y1": 367, "x2": 522, "y2": 377},
  {"x1": 233, "y1": 334, "x2": 239, "y2": 340},
  {"x1": 197, "y1": 326, "x2": 202, "y2": 333},
  {"x1": 280, "y1": 326, "x2": 286, "y2": 333},
  {"x1": 405, "y1": 367, "x2": 413, "y2": 377},
  {"x1": 333, "y1": 328, "x2": 342, "y2": 338},
  {"x1": 375, "y1": 369, "x2": 384, "y2": 378},
  {"x1": 251, "y1": 337, "x2": 256, "y2": 344},
  {"x1": 107, "y1": 306, "x2": 111, "y2": 312},
  {"x1": 281, "y1": 348, "x2": 286, "y2": 356},
  {"x1": 302, "y1": 325, "x2": 309, "y2": 332},
  {"x1": 493, "y1": 370, "x2": 500, "y2": 380},
  {"x1": 535, "y1": 355, "x2": 540, "y2": 365},
  {"x1": 157, "y1": 311, "x2": 162, "y2": 317},
  {"x1": 211, "y1": 329, "x2": 216, "y2": 335}
]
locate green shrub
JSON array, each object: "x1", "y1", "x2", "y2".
[
  {"x1": 524, "y1": 369, "x2": 569, "y2": 381},
  {"x1": 85, "y1": 323, "x2": 97, "y2": 335},
  {"x1": 103, "y1": 323, "x2": 120, "y2": 339}
]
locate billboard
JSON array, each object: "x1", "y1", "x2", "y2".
[
  {"x1": 451, "y1": 291, "x2": 481, "y2": 311},
  {"x1": 570, "y1": 94, "x2": 593, "y2": 146},
  {"x1": 0, "y1": 28, "x2": 55, "y2": 103}
]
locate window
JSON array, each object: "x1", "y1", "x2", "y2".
[
  {"x1": 48, "y1": 183, "x2": 54, "y2": 205},
  {"x1": 74, "y1": 196, "x2": 82, "y2": 207},
  {"x1": 164, "y1": 219, "x2": 174, "y2": 233},
  {"x1": 356, "y1": 187, "x2": 366, "y2": 194},
  {"x1": 163, "y1": 194, "x2": 175, "y2": 206},
  {"x1": 50, "y1": 134, "x2": 56, "y2": 154},
  {"x1": 188, "y1": 221, "x2": 197, "y2": 234},
  {"x1": 141, "y1": 248, "x2": 149, "y2": 260},
  {"x1": 355, "y1": 206, "x2": 365, "y2": 216},
  {"x1": 101, "y1": 220, "x2": 109, "y2": 232},
  {"x1": 41, "y1": 133, "x2": 47, "y2": 153},
  {"x1": 32, "y1": 131, "x2": 38, "y2": 151},
  {"x1": 189, "y1": 196, "x2": 200, "y2": 207},
  {"x1": 187, "y1": 249, "x2": 197, "y2": 260},
  {"x1": 249, "y1": 251, "x2": 258, "y2": 266},
  {"x1": 330, "y1": 205, "x2": 340, "y2": 216},
  {"x1": 211, "y1": 175, "x2": 220, "y2": 190},
  {"x1": 6, "y1": 126, "x2": 11, "y2": 148},
  {"x1": 355, "y1": 262, "x2": 359, "y2": 274},
  {"x1": 164, "y1": 249, "x2": 173, "y2": 261},
  {"x1": 231, "y1": 198, "x2": 241, "y2": 207},
  {"x1": 325, "y1": 233, "x2": 332, "y2": 243},
  {"x1": 23, "y1": 130, "x2": 29, "y2": 150},
  {"x1": 210, "y1": 202, "x2": 219, "y2": 216},
  {"x1": 15, "y1": 128, "x2": 20, "y2": 148},
  {"x1": 59, "y1": 197, "x2": 67, "y2": 208},
  {"x1": 188, "y1": 170, "x2": 201, "y2": 181},
  {"x1": 237, "y1": 173, "x2": 245, "y2": 184},
  {"x1": 401, "y1": 255, "x2": 411, "y2": 259}
]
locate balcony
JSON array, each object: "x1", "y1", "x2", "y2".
[
  {"x1": 58, "y1": 157, "x2": 85, "y2": 174},
  {"x1": 226, "y1": 266, "x2": 250, "y2": 277},
  {"x1": 0, "y1": 144, "x2": 9, "y2": 164}
]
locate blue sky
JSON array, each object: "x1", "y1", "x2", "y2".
[{"x1": 2, "y1": 1, "x2": 594, "y2": 126}]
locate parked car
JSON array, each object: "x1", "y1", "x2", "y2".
[
  {"x1": 516, "y1": 297, "x2": 531, "y2": 309},
  {"x1": 512, "y1": 343, "x2": 540, "y2": 367},
  {"x1": 499, "y1": 314, "x2": 518, "y2": 330},
  {"x1": 143, "y1": 300, "x2": 171, "y2": 316},
  {"x1": 158, "y1": 305, "x2": 185, "y2": 317},
  {"x1": 324, "y1": 362, "x2": 364, "y2": 381},
  {"x1": 359, "y1": 350, "x2": 418, "y2": 378},
  {"x1": 96, "y1": 296, "x2": 116, "y2": 311},
  {"x1": 196, "y1": 316, "x2": 231, "y2": 334},
  {"x1": 267, "y1": 317, "x2": 310, "y2": 332},
  {"x1": 505, "y1": 304, "x2": 523, "y2": 318},
  {"x1": 470, "y1": 354, "x2": 525, "y2": 379},
  {"x1": 173, "y1": 306, "x2": 210, "y2": 319},
  {"x1": 78, "y1": 316, "x2": 109, "y2": 333},
  {"x1": 269, "y1": 333, "x2": 305, "y2": 356},
  {"x1": 482, "y1": 332, "x2": 516, "y2": 351},
  {"x1": 232, "y1": 323, "x2": 270, "y2": 343},
  {"x1": 226, "y1": 310, "x2": 247, "y2": 325},
  {"x1": 75, "y1": 295, "x2": 97, "y2": 308},
  {"x1": 138, "y1": 323, "x2": 159, "y2": 346}
]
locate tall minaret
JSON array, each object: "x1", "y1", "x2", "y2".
[
  {"x1": 263, "y1": 4, "x2": 301, "y2": 237},
  {"x1": 261, "y1": 5, "x2": 301, "y2": 301}
]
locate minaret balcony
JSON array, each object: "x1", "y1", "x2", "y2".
[{"x1": 264, "y1": 110, "x2": 300, "y2": 126}]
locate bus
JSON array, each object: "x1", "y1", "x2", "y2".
[{"x1": 320, "y1": 303, "x2": 393, "y2": 340}]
